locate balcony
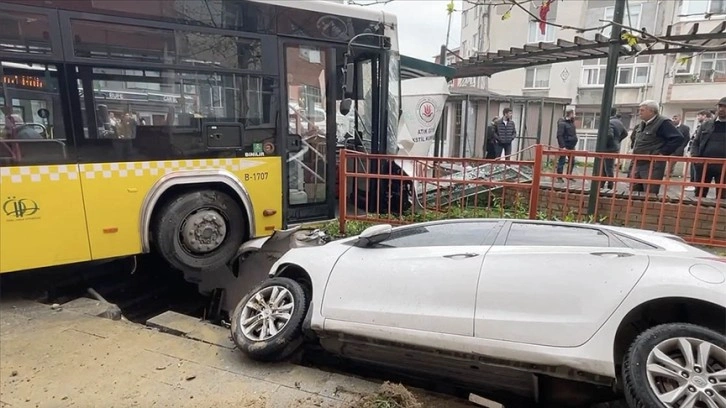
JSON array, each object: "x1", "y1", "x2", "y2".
[{"x1": 669, "y1": 70, "x2": 726, "y2": 103}]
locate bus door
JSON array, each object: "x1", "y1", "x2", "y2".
[
  {"x1": 0, "y1": 58, "x2": 92, "y2": 273},
  {"x1": 282, "y1": 42, "x2": 339, "y2": 225}
]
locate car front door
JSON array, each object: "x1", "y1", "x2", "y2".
[
  {"x1": 474, "y1": 221, "x2": 650, "y2": 347},
  {"x1": 321, "y1": 220, "x2": 504, "y2": 337}
]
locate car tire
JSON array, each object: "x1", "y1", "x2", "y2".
[
  {"x1": 622, "y1": 323, "x2": 726, "y2": 408},
  {"x1": 230, "y1": 277, "x2": 308, "y2": 362},
  {"x1": 153, "y1": 189, "x2": 245, "y2": 273}
]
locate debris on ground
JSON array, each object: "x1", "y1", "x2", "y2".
[
  {"x1": 469, "y1": 393, "x2": 504, "y2": 408},
  {"x1": 50, "y1": 303, "x2": 62, "y2": 311},
  {"x1": 345, "y1": 381, "x2": 423, "y2": 408}
]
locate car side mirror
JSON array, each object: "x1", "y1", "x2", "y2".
[
  {"x1": 340, "y1": 98, "x2": 353, "y2": 116},
  {"x1": 358, "y1": 224, "x2": 392, "y2": 247}
]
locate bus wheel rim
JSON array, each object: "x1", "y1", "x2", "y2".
[{"x1": 180, "y1": 208, "x2": 227, "y2": 254}]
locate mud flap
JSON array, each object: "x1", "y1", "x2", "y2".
[{"x1": 196, "y1": 226, "x2": 328, "y2": 314}]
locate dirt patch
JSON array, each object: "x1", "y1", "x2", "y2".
[{"x1": 345, "y1": 381, "x2": 423, "y2": 408}]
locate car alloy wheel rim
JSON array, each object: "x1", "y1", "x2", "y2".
[
  {"x1": 645, "y1": 337, "x2": 726, "y2": 407},
  {"x1": 239, "y1": 285, "x2": 295, "y2": 341}
]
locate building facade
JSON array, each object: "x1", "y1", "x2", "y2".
[{"x1": 455, "y1": 0, "x2": 726, "y2": 154}]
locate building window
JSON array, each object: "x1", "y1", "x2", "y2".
[
  {"x1": 579, "y1": 112, "x2": 601, "y2": 130},
  {"x1": 674, "y1": 53, "x2": 696, "y2": 75},
  {"x1": 528, "y1": 22, "x2": 555, "y2": 43},
  {"x1": 699, "y1": 52, "x2": 726, "y2": 82},
  {"x1": 602, "y1": 4, "x2": 642, "y2": 38},
  {"x1": 681, "y1": 0, "x2": 726, "y2": 19},
  {"x1": 524, "y1": 66, "x2": 550, "y2": 88},
  {"x1": 462, "y1": 9, "x2": 468, "y2": 27},
  {"x1": 580, "y1": 56, "x2": 650, "y2": 87}
]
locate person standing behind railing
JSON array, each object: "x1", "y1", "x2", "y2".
[
  {"x1": 630, "y1": 100, "x2": 683, "y2": 196},
  {"x1": 605, "y1": 108, "x2": 628, "y2": 190},
  {"x1": 669, "y1": 114, "x2": 691, "y2": 178},
  {"x1": 484, "y1": 116, "x2": 499, "y2": 159},
  {"x1": 686, "y1": 110, "x2": 714, "y2": 192},
  {"x1": 691, "y1": 97, "x2": 726, "y2": 199},
  {"x1": 495, "y1": 108, "x2": 517, "y2": 160},
  {"x1": 555, "y1": 109, "x2": 578, "y2": 182}
]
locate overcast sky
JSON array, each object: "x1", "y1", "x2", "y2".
[{"x1": 362, "y1": 0, "x2": 462, "y2": 61}]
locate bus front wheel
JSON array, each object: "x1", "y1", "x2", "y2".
[{"x1": 153, "y1": 189, "x2": 246, "y2": 273}]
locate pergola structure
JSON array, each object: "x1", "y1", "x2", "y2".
[
  {"x1": 450, "y1": 21, "x2": 726, "y2": 78},
  {"x1": 448, "y1": 14, "x2": 726, "y2": 215}
]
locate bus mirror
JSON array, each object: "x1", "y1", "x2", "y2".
[{"x1": 340, "y1": 98, "x2": 352, "y2": 116}]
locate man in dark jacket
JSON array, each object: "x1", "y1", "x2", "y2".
[
  {"x1": 669, "y1": 114, "x2": 691, "y2": 177},
  {"x1": 691, "y1": 97, "x2": 726, "y2": 199},
  {"x1": 604, "y1": 108, "x2": 628, "y2": 189},
  {"x1": 630, "y1": 100, "x2": 685, "y2": 195},
  {"x1": 483, "y1": 116, "x2": 498, "y2": 159},
  {"x1": 556, "y1": 109, "x2": 578, "y2": 180},
  {"x1": 495, "y1": 108, "x2": 517, "y2": 160}
]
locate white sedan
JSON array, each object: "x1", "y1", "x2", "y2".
[{"x1": 230, "y1": 219, "x2": 726, "y2": 408}]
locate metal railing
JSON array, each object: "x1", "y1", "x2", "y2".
[{"x1": 338, "y1": 145, "x2": 726, "y2": 247}]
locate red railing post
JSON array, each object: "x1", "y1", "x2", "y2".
[
  {"x1": 338, "y1": 148, "x2": 347, "y2": 235},
  {"x1": 528, "y1": 144, "x2": 543, "y2": 220}
]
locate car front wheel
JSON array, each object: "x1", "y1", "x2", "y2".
[
  {"x1": 230, "y1": 277, "x2": 308, "y2": 362},
  {"x1": 622, "y1": 323, "x2": 726, "y2": 408}
]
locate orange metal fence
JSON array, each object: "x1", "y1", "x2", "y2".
[{"x1": 337, "y1": 145, "x2": 726, "y2": 247}]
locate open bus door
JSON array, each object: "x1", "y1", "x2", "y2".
[{"x1": 281, "y1": 41, "x2": 390, "y2": 226}]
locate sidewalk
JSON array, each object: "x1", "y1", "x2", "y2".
[{"x1": 0, "y1": 298, "x2": 473, "y2": 408}]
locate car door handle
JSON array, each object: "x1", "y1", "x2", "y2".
[
  {"x1": 590, "y1": 252, "x2": 634, "y2": 258},
  {"x1": 443, "y1": 253, "x2": 479, "y2": 259}
]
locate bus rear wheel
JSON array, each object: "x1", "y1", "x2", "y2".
[{"x1": 153, "y1": 189, "x2": 245, "y2": 273}]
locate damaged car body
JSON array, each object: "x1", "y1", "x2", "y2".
[{"x1": 228, "y1": 219, "x2": 726, "y2": 407}]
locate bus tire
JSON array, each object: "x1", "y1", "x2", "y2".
[{"x1": 153, "y1": 189, "x2": 246, "y2": 273}]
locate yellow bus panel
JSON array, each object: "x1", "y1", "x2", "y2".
[
  {"x1": 79, "y1": 157, "x2": 283, "y2": 261},
  {"x1": 0, "y1": 165, "x2": 92, "y2": 273}
]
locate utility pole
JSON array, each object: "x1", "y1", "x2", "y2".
[{"x1": 587, "y1": 0, "x2": 626, "y2": 217}]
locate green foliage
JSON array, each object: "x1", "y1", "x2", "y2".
[{"x1": 324, "y1": 193, "x2": 607, "y2": 239}]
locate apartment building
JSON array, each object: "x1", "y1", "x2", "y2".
[{"x1": 456, "y1": 0, "x2": 726, "y2": 152}]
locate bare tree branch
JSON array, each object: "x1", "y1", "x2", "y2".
[{"x1": 603, "y1": 19, "x2": 726, "y2": 51}]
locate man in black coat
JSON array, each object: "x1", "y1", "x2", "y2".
[
  {"x1": 483, "y1": 116, "x2": 498, "y2": 159},
  {"x1": 495, "y1": 108, "x2": 517, "y2": 160},
  {"x1": 555, "y1": 109, "x2": 578, "y2": 181},
  {"x1": 691, "y1": 97, "x2": 726, "y2": 199},
  {"x1": 669, "y1": 114, "x2": 691, "y2": 177},
  {"x1": 630, "y1": 100, "x2": 684, "y2": 196},
  {"x1": 604, "y1": 108, "x2": 628, "y2": 189}
]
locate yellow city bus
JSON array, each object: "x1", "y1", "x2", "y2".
[{"x1": 0, "y1": 0, "x2": 400, "y2": 274}]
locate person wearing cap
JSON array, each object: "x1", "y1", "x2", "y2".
[{"x1": 691, "y1": 97, "x2": 726, "y2": 199}]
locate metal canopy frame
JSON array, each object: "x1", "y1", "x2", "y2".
[{"x1": 450, "y1": 21, "x2": 726, "y2": 78}]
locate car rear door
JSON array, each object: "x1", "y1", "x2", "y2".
[
  {"x1": 474, "y1": 221, "x2": 650, "y2": 347},
  {"x1": 321, "y1": 220, "x2": 504, "y2": 337}
]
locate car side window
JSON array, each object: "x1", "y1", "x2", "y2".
[
  {"x1": 612, "y1": 234, "x2": 659, "y2": 249},
  {"x1": 505, "y1": 223, "x2": 610, "y2": 247},
  {"x1": 381, "y1": 222, "x2": 497, "y2": 248}
]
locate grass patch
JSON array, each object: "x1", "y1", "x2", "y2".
[{"x1": 345, "y1": 382, "x2": 422, "y2": 408}]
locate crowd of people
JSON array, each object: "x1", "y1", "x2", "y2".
[{"x1": 483, "y1": 97, "x2": 726, "y2": 199}]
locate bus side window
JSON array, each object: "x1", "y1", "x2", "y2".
[
  {"x1": 0, "y1": 61, "x2": 69, "y2": 166},
  {"x1": 73, "y1": 67, "x2": 279, "y2": 163}
]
